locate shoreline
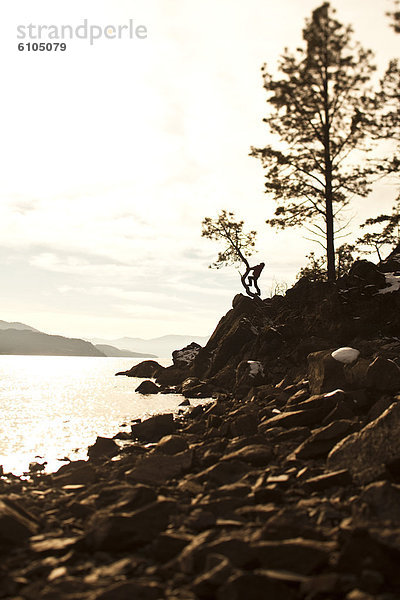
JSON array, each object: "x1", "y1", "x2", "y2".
[{"x1": 1, "y1": 378, "x2": 399, "y2": 599}]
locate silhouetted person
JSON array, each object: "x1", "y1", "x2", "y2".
[{"x1": 243, "y1": 262, "x2": 265, "y2": 297}]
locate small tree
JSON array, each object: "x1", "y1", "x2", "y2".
[
  {"x1": 251, "y1": 3, "x2": 378, "y2": 281},
  {"x1": 357, "y1": 199, "x2": 400, "y2": 261},
  {"x1": 297, "y1": 243, "x2": 355, "y2": 281},
  {"x1": 201, "y1": 210, "x2": 257, "y2": 270}
]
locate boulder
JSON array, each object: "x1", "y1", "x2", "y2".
[
  {"x1": 235, "y1": 360, "x2": 265, "y2": 397},
  {"x1": 0, "y1": 500, "x2": 38, "y2": 547},
  {"x1": 181, "y1": 377, "x2": 214, "y2": 398},
  {"x1": 155, "y1": 365, "x2": 188, "y2": 386},
  {"x1": 353, "y1": 481, "x2": 400, "y2": 523},
  {"x1": 84, "y1": 498, "x2": 177, "y2": 551},
  {"x1": 308, "y1": 350, "x2": 348, "y2": 394},
  {"x1": 292, "y1": 420, "x2": 355, "y2": 460},
  {"x1": 366, "y1": 357, "x2": 400, "y2": 392},
  {"x1": 53, "y1": 460, "x2": 97, "y2": 486},
  {"x1": 115, "y1": 360, "x2": 163, "y2": 378},
  {"x1": 349, "y1": 260, "x2": 387, "y2": 289},
  {"x1": 328, "y1": 401, "x2": 400, "y2": 484},
  {"x1": 172, "y1": 342, "x2": 202, "y2": 367},
  {"x1": 221, "y1": 444, "x2": 273, "y2": 467},
  {"x1": 88, "y1": 436, "x2": 119, "y2": 460},
  {"x1": 92, "y1": 580, "x2": 163, "y2": 600},
  {"x1": 131, "y1": 413, "x2": 175, "y2": 442},
  {"x1": 252, "y1": 538, "x2": 334, "y2": 574},
  {"x1": 155, "y1": 434, "x2": 189, "y2": 455},
  {"x1": 302, "y1": 469, "x2": 352, "y2": 491},
  {"x1": 135, "y1": 380, "x2": 161, "y2": 394},
  {"x1": 217, "y1": 572, "x2": 296, "y2": 600},
  {"x1": 125, "y1": 450, "x2": 193, "y2": 485}
]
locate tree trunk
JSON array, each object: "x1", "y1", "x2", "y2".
[
  {"x1": 323, "y1": 57, "x2": 336, "y2": 282},
  {"x1": 325, "y1": 180, "x2": 335, "y2": 281}
]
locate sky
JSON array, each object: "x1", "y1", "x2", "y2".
[{"x1": 0, "y1": 0, "x2": 398, "y2": 341}]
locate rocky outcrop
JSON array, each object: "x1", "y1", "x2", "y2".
[
  {"x1": 3, "y1": 256, "x2": 400, "y2": 598},
  {"x1": 115, "y1": 360, "x2": 164, "y2": 378}
]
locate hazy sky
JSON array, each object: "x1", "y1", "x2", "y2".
[{"x1": 0, "y1": 0, "x2": 398, "y2": 340}]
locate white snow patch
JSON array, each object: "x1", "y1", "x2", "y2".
[
  {"x1": 247, "y1": 360, "x2": 264, "y2": 377},
  {"x1": 324, "y1": 389, "x2": 345, "y2": 397},
  {"x1": 331, "y1": 347, "x2": 360, "y2": 364},
  {"x1": 378, "y1": 273, "x2": 400, "y2": 295}
]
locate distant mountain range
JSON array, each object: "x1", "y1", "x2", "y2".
[
  {"x1": 0, "y1": 320, "x2": 207, "y2": 358},
  {"x1": 90, "y1": 334, "x2": 209, "y2": 359}
]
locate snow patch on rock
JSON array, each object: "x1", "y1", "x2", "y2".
[
  {"x1": 247, "y1": 360, "x2": 264, "y2": 377},
  {"x1": 378, "y1": 273, "x2": 400, "y2": 295},
  {"x1": 331, "y1": 347, "x2": 360, "y2": 364}
]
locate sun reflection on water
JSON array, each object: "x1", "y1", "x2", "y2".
[{"x1": 0, "y1": 355, "x2": 187, "y2": 475}]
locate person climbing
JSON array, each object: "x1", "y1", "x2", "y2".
[{"x1": 242, "y1": 262, "x2": 265, "y2": 297}]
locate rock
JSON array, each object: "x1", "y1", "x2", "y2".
[
  {"x1": 135, "y1": 380, "x2": 161, "y2": 394},
  {"x1": 91, "y1": 580, "x2": 164, "y2": 600},
  {"x1": 259, "y1": 392, "x2": 340, "y2": 430},
  {"x1": 221, "y1": 444, "x2": 273, "y2": 466},
  {"x1": 181, "y1": 377, "x2": 214, "y2": 398},
  {"x1": 173, "y1": 342, "x2": 202, "y2": 367},
  {"x1": 179, "y1": 398, "x2": 191, "y2": 406},
  {"x1": 353, "y1": 481, "x2": 400, "y2": 522},
  {"x1": 366, "y1": 357, "x2": 400, "y2": 392},
  {"x1": 235, "y1": 360, "x2": 265, "y2": 397},
  {"x1": 349, "y1": 259, "x2": 387, "y2": 288},
  {"x1": 179, "y1": 534, "x2": 255, "y2": 573},
  {"x1": 230, "y1": 412, "x2": 258, "y2": 436},
  {"x1": 0, "y1": 500, "x2": 38, "y2": 547},
  {"x1": 252, "y1": 538, "x2": 334, "y2": 574},
  {"x1": 308, "y1": 350, "x2": 348, "y2": 394},
  {"x1": 191, "y1": 554, "x2": 233, "y2": 598},
  {"x1": 84, "y1": 498, "x2": 177, "y2": 551},
  {"x1": 53, "y1": 460, "x2": 97, "y2": 485},
  {"x1": 125, "y1": 450, "x2": 192, "y2": 485},
  {"x1": 328, "y1": 401, "x2": 400, "y2": 484},
  {"x1": 156, "y1": 365, "x2": 188, "y2": 386},
  {"x1": 155, "y1": 434, "x2": 189, "y2": 455},
  {"x1": 217, "y1": 572, "x2": 296, "y2": 600},
  {"x1": 151, "y1": 532, "x2": 191, "y2": 562},
  {"x1": 131, "y1": 413, "x2": 175, "y2": 441},
  {"x1": 302, "y1": 469, "x2": 352, "y2": 491},
  {"x1": 88, "y1": 436, "x2": 119, "y2": 460},
  {"x1": 195, "y1": 460, "x2": 248, "y2": 486},
  {"x1": 115, "y1": 360, "x2": 164, "y2": 378},
  {"x1": 292, "y1": 420, "x2": 355, "y2": 460}
]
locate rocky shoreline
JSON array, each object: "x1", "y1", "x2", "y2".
[{"x1": 1, "y1": 258, "x2": 400, "y2": 599}]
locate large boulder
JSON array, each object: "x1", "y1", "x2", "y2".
[
  {"x1": 0, "y1": 500, "x2": 39, "y2": 548},
  {"x1": 131, "y1": 413, "x2": 175, "y2": 442},
  {"x1": 115, "y1": 360, "x2": 164, "y2": 378},
  {"x1": 307, "y1": 350, "x2": 349, "y2": 394},
  {"x1": 135, "y1": 380, "x2": 161, "y2": 394},
  {"x1": 88, "y1": 436, "x2": 119, "y2": 460},
  {"x1": 235, "y1": 360, "x2": 265, "y2": 397},
  {"x1": 328, "y1": 400, "x2": 400, "y2": 483},
  {"x1": 172, "y1": 342, "x2": 202, "y2": 368},
  {"x1": 348, "y1": 259, "x2": 387, "y2": 289},
  {"x1": 125, "y1": 450, "x2": 193, "y2": 485},
  {"x1": 84, "y1": 498, "x2": 177, "y2": 551}
]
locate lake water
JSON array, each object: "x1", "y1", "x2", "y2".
[{"x1": 0, "y1": 355, "x2": 195, "y2": 475}]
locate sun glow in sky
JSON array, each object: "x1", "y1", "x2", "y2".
[{"x1": 0, "y1": 0, "x2": 398, "y2": 340}]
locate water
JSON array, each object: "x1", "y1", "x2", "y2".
[{"x1": 0, "y1": 355, "x2": 195, "y2": 475}]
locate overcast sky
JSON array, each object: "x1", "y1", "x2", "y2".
[{"x1": 0, "y1": 0, "x2": 398, "y2": 340}]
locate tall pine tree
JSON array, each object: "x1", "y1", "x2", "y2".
[{"x1": 251, "y1": 3, "x2": 377, "y2": 281}]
